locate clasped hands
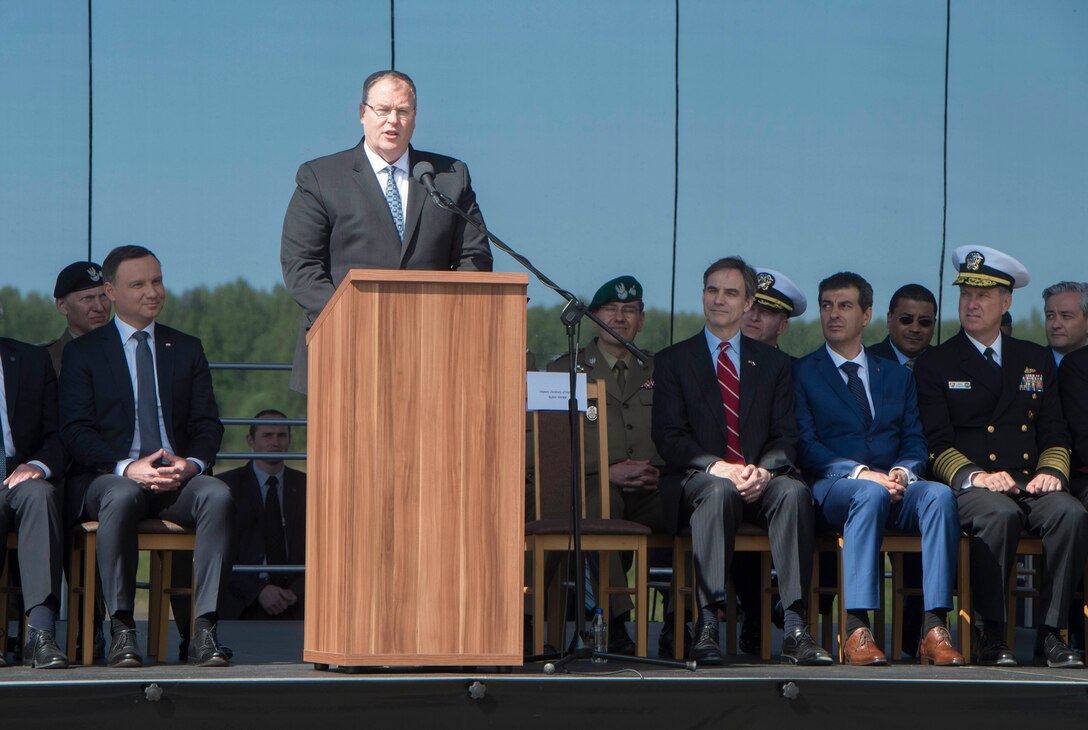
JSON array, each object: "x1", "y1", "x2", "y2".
[
  {"x1": 123, "y1": 449, "x2": 199, "y2": 491},
  {"x1": 708, "y1": 461, "x2": 771, "y2": 503},
  {"x1": 970, "y1": 470, "x2": 1061, "y2": 495},
  {"x1": 858, "y1": 468, "x2": 908, "y2": 504},
  {"x1": 610, "y1": 459, "x2": 660, "y2": 493}
]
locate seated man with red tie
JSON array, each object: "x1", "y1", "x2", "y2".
[
  {"x1": 218, "y1": 410, "x2": 307, "y2": 620},
  {"x1": 651, "y1": 256, "x2": 830, "y2": 665},
  {"x1": 794, "y1": 272, "x2": 963, "y2": 666}
]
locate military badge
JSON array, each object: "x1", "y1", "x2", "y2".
[
  {"x1": 965, "y1": 251, "x2": 984, "y2": 271},
  {"x1": 1019, "y1": 371, "x2": 1043, "y2": 393},
  {"x1": 757, "y1": 272, "x2": 775, "y2": 292},
  {"x1": 640, "y1": 377, "x2": 654, "y2": 390},
  {"x1": 586, "y1": 405, "x2": 598, "y2": 422},
  {"x1": 615, "y1": 282, "x2": 630, "y2": 300},
  {"x1": 87, "y1": 266, "x2": 102, "y2": 282},
  {"x1": 948, "y1": 381, "x2": 971, "y2": 390}
]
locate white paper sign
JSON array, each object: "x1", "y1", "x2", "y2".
[{"x1": 526, "y1": 372, "x2": 587, "y2": 411}]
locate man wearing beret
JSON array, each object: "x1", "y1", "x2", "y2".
[
  {"x1": 915, "y1": 244, "x2": 1088, "y2": 668},
  {"x1": 547, "y1": 275, "x2": 665, "y2": 654},
  {"x1": 45, "y1": 261, "x2": 111, "y2": 375}
]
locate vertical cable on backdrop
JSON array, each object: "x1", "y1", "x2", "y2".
[
  {"x1": 87, "y1": 0, "x2": 94, "y2": 261},
  {"x1": 389, "y1": 0, "x2": 396, "y2": 69},
  {"x1": 936, "y1": 0, "x2": 951, "y2": 342},
  {"x1": 668, "y1": 0, "x2": 680, "y2": 344}
]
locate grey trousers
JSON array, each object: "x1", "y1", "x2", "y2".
[
  {"x1": 83, "y1": 474, "x2": 234, "y2": 618},
  {"x1": 0, "y1": 478, "x2": 63, "y2": 610}
]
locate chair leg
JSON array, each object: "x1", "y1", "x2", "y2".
[
  {"x1": 958, "y1": 535, "x2": 972, "y2": 663},
  {"x1": 673, "y1": 544, "x2": 687, "y2": 660},
  {"x1": 760, "y1": 552, "x2": 772, "y2": 661},
  {"x1": 837, "y1": 537, "x2": 847, "y2": 663},
  {"x1": 891, "y1": 552, "x2": 904, "y2": 661},
  {"x1": 532, "y1": 545, "x2": 546, "y2": 655},
  {"x1": 874, "y1": 553, "x2": 886, "y2": 652},
  {"x1": 66, "y1": 540, "x2": 81, "y2": 657},
  {"x1": 83, "y1": 533, "x2": 97, "y2": 666},
  {"x1": 158, "y1": 549, "x2": 174, "y2": 662},
  {"x1": 598, "y1": 550, "x2": 612, "y2": 637},
  {"x1": 147, "y1": 550, "x2": 162, "y2": 661},
  {"x1": 1005, "y1": 558, "x2": 1018, "y2": 649},
  {"x1": 725, "y1": 576, "x2": 738, "y2": 655},
  {"x1": 635, "y1": 543, "x2": 648, "y2": 656}
]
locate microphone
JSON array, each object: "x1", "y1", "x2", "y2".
[{"x1": 411, "y1": 161, "x2": 450, "y2": 209}]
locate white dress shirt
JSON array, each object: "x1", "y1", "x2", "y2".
[{"x1": 363, "y1": 144, "x2": 410, "y2": 213}]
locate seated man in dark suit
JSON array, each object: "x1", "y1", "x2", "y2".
[
  {"x1": 915, "y1": 245, "x2": 1087, "y2": 669},
  {"x1": 1059, "y1": 344, "x2": 1088, "y2": 650},
  {"x1": 0, "y1": 334, "x2": 68, "y2": 668},
  {"x1": 218, "y1": 409, "x2": 306, "y2": 620},
  {"x1": 794, "y1": 272, "x2": 963, "y2": 666},
  {"x1": 60, "y1": 245, "x2": 235, "y2": 668},
  {"x1": 868, "y1": 283, "x2": 937, "y2": 368},
  {"x1": 651, "y1": 256, "x2": 830, "y2": 665}
]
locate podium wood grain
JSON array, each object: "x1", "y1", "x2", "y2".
[{"x1": 304, "y1": 270, "x2": 527, "y2": 666}]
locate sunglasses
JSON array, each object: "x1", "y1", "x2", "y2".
[{"x1": 897, "y1": 315, "x2": 935, "y2": 327}]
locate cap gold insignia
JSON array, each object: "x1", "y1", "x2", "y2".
[
  {"x1": 586, "y1": 405, "x2": 598, "y2": 422},
  {"x1": 757, "y1": 272, "x2": 775, "y2": 292},
  {"x1": 965, "y1": 251, "x2": 984, "y2": 271}
]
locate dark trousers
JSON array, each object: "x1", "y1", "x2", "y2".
[
  {"x1": 681, "y1": 472, "x2": 813, "y2": 611},
  {"x1": 957, "y1": 487, "x2": 1088, "y2": 628},
  {"x1": 0, "y1": 478, "x2": 63, "y2": 610},
  {"x1": 84, "y1": 474, "x2": 234, "y2": 618}
]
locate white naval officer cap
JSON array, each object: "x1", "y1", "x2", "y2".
[
  {"x1": 752, "y1": 267, "x2": 807, "y2": 317},
  {"x1": 952, "y1": 245, "x2": 1030, "y2": 290}
]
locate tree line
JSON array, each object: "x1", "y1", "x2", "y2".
[{"x1": 0, "y1": 282, "x2": 1047, "y2": 465}]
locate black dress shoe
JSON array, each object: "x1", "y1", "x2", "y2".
[
  {"x1": 0, "y1": 634, "x2": 7, "y2": 667},
  {"x1": 781, "y1": 627, "x2": 834, "y2": 666},
  {"x1": 689, "y1": 623, "x2": 723, "y2": 666},
  {"x1": 974, "y1": 629, "x2": 1017, "y2": 667},
  {"x1": 1034, "y1": 632, "x2": 1085, "y2": 669},
  {"x1": 738, "y1": 611, "x2": 761, "y2": 656},
  {"x1": 608, "y1": 623, "x2": 637, "y2": 655},
  {"x1": 93, "y1": 625, "x2": 106, "y2": 661},
  {"x1": 188, "y1": 624, "x2": 231, "y2": 667},
  {"x1": 23, "y1": 628, "x2": 69, "y2": 669},
  {"x1": 108, "y1": 628, "x2": 143, "y2": 668},
  {"x1": 657, "y1": 617, "x2": 692, "y2": 659}
]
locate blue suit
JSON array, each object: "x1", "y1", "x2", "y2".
[{"x1": 794, "y1": 345, "x2": 958, "y2": 611}]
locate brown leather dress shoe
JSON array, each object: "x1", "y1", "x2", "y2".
[
  {"x1": 843, "y1": 627, "x2": 888, "y2": 666},
  {"x1": 919, "y1": 626, "x2": 965, "y2": 666}
]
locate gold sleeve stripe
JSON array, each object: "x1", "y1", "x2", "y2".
[
  {"x1": 1036, "y1": 447, "x2": 1071, "y2": 479},
  {"x1": 932, "y1": 448, "x2": 973, "y2": 484}
]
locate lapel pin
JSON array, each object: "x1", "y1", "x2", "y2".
[{"x1": 747, "y1": 360, "x2": 756, "y2": 367}]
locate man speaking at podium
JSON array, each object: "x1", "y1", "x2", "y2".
[{"x1": 281, "y1": 69, "x2": 493, "y2": 393}]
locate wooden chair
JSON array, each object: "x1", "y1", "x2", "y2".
[
  {"x1": 814, "y1": 531, "x2": 972, "y2": 662},
  {"x1": 1005, "y1": 534, "x2": 1088, "y2": 649},
  {"x1": 525, "y1": 380, "x2": 652, "y2": 656},
  {"x1": 66, "y1": 519, "x2": 196, "y2": 665},
  {"x1": 671, "y1": 525, "x2": 779, "y2": 660}
]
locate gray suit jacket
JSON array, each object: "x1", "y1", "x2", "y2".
[{"x1": 280, "y1": 139, "x2": 493, "y2": 391}]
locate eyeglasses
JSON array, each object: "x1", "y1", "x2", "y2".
[
  {"x1": 362, "y1": 103, "x2": 416, "y2": 121},
  {"x1": 897, "y1": 314, "x2": 935, "y2": 327}
]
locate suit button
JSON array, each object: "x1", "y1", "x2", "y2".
[
  {"x1": 622, "y1": 403, "x2": 629, "y2": 409},
  {"x1": 1023, "y1": 453, "x2": 1030, "y2": 461},
  {"x1": 1032, "y1": 394, "x2": 1037, "y2": 400},
  {"x1": 866, "y1": 437, "x2": 873, "y2": 443},
  {"x1": 626, "y1": 424, "x2": 634, "y2": 430},
  {"x1": 627, "y1": 448, "x2": 634, "y2": 455},
  {"x1": 987, "y1": 425, "x2": 995, "y2": 433},
  {"x1": 989, "y1": 453, "x2": 997, "y2": 461},
  {"x1": 1021, "y1": 425, "x2": 1028, "y2": 432}
]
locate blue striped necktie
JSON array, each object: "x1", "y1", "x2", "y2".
[{"x1": 383, "y1": 165, "x2": 404, "y2": 240}]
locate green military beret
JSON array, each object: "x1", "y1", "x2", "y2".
[{"x1": 589, "y1": 275, "x2": 644, "y2": 311}]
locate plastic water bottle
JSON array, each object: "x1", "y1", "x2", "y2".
[{"x1": 591, "y1": 608, "x2": 608, "y2": 663}]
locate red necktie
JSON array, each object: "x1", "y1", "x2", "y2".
[{"x1": 716, "y1": 342, "x2": 744, "y2": 464}]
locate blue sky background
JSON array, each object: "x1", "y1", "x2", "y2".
[{"x1": 1, "y1": 0, "x2": 1085, "y2": 327}]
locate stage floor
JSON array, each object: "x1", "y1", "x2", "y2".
[{"x1": 3, "y1": 621, "x2": 1086, "y2": 729}]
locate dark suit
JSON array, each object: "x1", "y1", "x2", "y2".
[
  {"x1": 218, "y1": 462, "x2": 306, "y2": 620},
  {"x1": 0, "y1": 338, "x2": 67, "y2": 612},
  {"x1": 794, "y1": 346, "x2": 958, "y2": 611},
  {"x1": 868, "y1": 336, "x2": 902, "y2": 365},
  {"x1": 651, "y1": 330, "x2": 814, "y2": 610},
  {"x1": 59, "y1": 319, "x2": 234, "y2": 618},
  {"x1": 280, "y1": 140, "x2": 493, "y2": 392},
  {"x1": 915, "y1": 331, "x2": 1088, "y2": 628}
]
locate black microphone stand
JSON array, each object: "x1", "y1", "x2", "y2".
[{"x1": 418, "y1": 176, "x2": 692, "y2": 672}]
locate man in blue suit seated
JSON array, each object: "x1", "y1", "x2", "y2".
[{"x1": 794, "y1": 272, "x2": 964, "y2": 666}]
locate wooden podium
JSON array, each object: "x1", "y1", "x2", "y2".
[{"x1": 303, "y1": 270, "x2": 528, "y2": 667}]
